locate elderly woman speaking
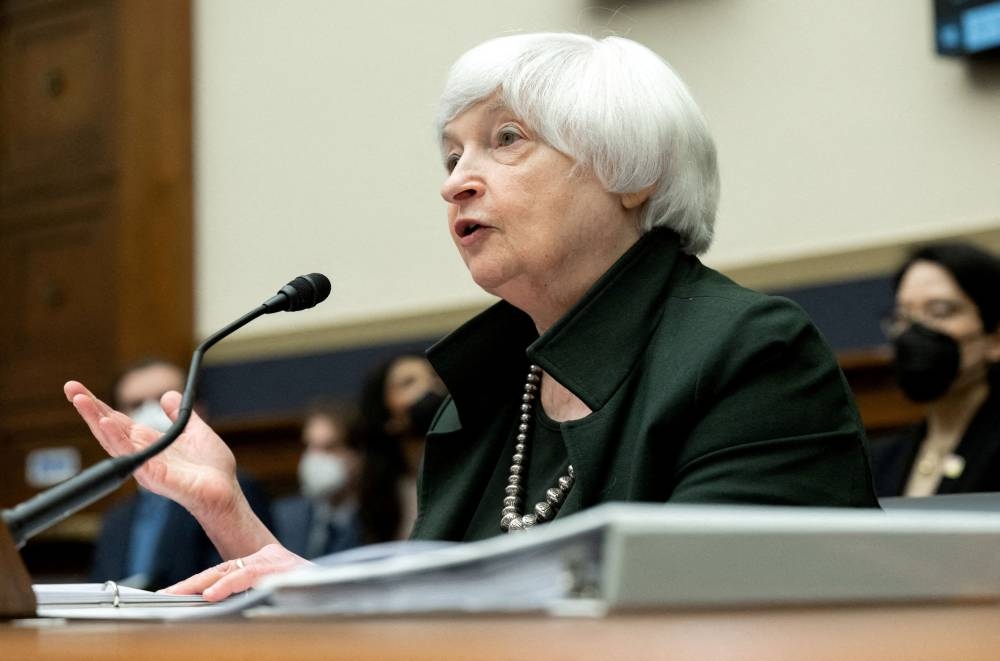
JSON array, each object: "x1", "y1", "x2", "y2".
[{"x1": 64, "y1": 33, "x2": 877, "y2": 599}]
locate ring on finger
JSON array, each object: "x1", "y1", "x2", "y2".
[{"x1": 235, "y1": 557, "x2": 246, "y2": 570}]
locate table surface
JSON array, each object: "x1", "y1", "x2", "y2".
[{"x1": 5, "y1": 600, "x2": 1000, "y2": 661}]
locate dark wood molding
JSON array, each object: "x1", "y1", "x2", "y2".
[
  {"x1": 112, "y1": 0, "x2": 193, "y2": 368},
  {"x1": 0, "y1": 0, "x2": 193, "y2": 527}
]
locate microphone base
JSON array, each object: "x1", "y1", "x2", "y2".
[{"x1": 0, "y1": 520, "x2": 35, "y2": 619}]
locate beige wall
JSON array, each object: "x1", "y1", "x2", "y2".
[{"x1": 194, "y1": 0, "x2": 1000, "y2": 351}]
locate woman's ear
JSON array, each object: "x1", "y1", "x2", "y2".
[{"x1": 621, "y1": 184, "x2": 656, "y2": 210}]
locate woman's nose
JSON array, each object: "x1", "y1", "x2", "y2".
[{"x1": 440, "y1": 159, "x2": 484, "y2": 204}]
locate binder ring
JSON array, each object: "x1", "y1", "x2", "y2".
[{"x1": 103, "y1": 580, "x2": 121, "y2": 608}]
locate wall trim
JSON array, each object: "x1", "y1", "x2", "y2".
[
  {"x1": 205, "y1": 302, "x2": 491, "y2": 364},
  {"x1": 206, "y1": 221, "x2": 1000, "y2": 364},
  {"x1": 722, "y1": 220, "x2": 1000, "y2": 290}
]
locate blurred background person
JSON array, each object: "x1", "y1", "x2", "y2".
[
  {"x1": 272, "y1": 400, "x2": 362, "y2": 558},
  {"x1": 872, "y1": 243, "x2": 1000, "y2": 497},
  {"x1": 356, "y1": 352, "x2": 447, "y2": 544},
  {"x1": 90, "y1": 358, "x2": 272, "y2": 589}
]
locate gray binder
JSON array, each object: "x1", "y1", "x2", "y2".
[{"x1": 256, "y1": 502, "x2": 1000, "y2": 617}]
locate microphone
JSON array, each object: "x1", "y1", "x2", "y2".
[
  {"x1": 262, "y1": 273, "x2": 331, "y2": 313},
  {"x1": 1, "y1": 273, "x2": 332, "y2": 547}
]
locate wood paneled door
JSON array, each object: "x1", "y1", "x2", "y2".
[{"x1": 0, "y1": 0, "x2": 193, "y2": 557}]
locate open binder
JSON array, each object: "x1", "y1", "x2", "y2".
[
  {"x1": 32, "y1": 581, "x2": 220, "y2": 619},
  {"x1": 34, "y1": 581, "x2": 208, "y2": 609},
  {"x1": 30, "y1": 502, "x2": 1000, "y2": 620}
]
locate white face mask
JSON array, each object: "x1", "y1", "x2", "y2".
[
  {"x1": 129, "y1": 399, "x2": 173, "y2": 434},
  {"x1": 298, "y1": 452, "x2": 349, "y2": 499}
]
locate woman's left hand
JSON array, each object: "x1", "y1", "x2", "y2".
[{"x1": 160, "y1": 543, "x2": 312, "y2": 602}]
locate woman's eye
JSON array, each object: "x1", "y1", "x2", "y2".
[
  {"x1": 445, "y1": 153, "x2": 460, "y2": 172},
  {"x1": 497, "y1": 128, "x2": 522, "y2": 147},
  {"x1": 394, "y1": 375, "x2": 417, "y2": 390},
  {"x1": 926, "y1": 301, "x2": 960, "y2": 319}
]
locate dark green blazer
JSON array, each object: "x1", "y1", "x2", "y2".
[{"x1": 414, "y1": 230, "x2": 878, "y2": 542}]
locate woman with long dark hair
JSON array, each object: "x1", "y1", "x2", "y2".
[
  {"x1": 873, "y1": 242, "x2": 1000, "y2": 496},
  {"x1": 356, "y1": 352, "x2": 446, "y2": 543}
]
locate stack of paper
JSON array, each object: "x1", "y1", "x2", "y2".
[
  {"x1": 30, "y1": 502, "x2": 1000, "y2": 620},
  {"x1": 252, "y1": 503, "x2": 1000, "y2": 617}
]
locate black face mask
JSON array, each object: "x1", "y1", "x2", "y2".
[
  {"x1": 893, "y1": 323, "x2": 961, "y2": 403},
  {"x1": 407, "y1": 390, "x2": 447, "y2": 436}
]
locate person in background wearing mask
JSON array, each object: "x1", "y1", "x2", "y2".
[
  {"x1": 872, "y1": 243, "x2": 1000, "y2": 497},
  {"x1": 357, "y1": 352, "x2": 448, "y2": 543},
  {"x1": 272, "y1": 401, "x2": 362, "y2": 558},
  {"x1": 90, "y1": 358, "x2": 272, "y2": 589}
]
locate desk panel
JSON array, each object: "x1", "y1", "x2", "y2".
[{"x1": 4, "y1": 602, "x2": 1000, "y2": 660}]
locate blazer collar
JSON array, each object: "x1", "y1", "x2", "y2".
[{"x1": 428, "y1": 229, "x2": 683, "y2": 423}]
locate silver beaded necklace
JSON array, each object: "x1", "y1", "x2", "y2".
[{"x1": 500, "y1": 364, "x2": 575, "y2": 533}]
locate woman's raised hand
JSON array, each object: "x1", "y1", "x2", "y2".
[{"x1": 63, "y1": 380, "x2": 239, "y2": 520}]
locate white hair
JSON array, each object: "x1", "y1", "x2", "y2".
[{"x1": 436, "y1": 33, "x2": 719, "y2": 255}]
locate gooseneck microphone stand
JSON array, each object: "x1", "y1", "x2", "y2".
[{"x1": 0, "y1": 273, "x2": 330, "y2": 618}]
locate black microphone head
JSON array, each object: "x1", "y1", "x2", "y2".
[{"x1": 264, "y1": 273, "x2": 331, "y2": 312}]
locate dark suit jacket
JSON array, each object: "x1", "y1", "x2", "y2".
[
  {"x1": 413, "y1": 229, "x2": 878, "y2": 542},
  {"x1": 90, "y1": 474, "x2": 272, "y2": 589},
  {"x1": 871, "y1": 390, "x2": 1000, "y2": 497},
  {"x1": 272, "y1": 496, "x2": 360, "y2": 559}
]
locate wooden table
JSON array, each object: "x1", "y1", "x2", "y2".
[{"x1": 4, "y1": 601, "x2": 1000, "y2": 660}]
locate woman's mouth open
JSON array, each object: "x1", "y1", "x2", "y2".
[{"x1": 455, "y1": 219, "x2": 491, "y2": 245}]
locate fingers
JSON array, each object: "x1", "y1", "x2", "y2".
[
  {"x1": 160, "y1": 560, "x2": 237, "y2": 597},
  {"x1": 64, "y1": 381, "x2": 115, "y2": 418},
  {"x1": 64, "y1": 382, "x2": 109, "y2": 434},
  {"x1": 160, "y1": 390, "x2": 183, "y2": 420},
  {"x1": 161, "y1": 391, "x2": 213, "y2": 436},
  {"x1": 161, "y1": 558, "x2": 256, "y2": 603},
  {"x1": 201, "y1": 562, "x2": 258, "y2": 602},
  {"x1": 160, "y1": 545, "x2": 312, "y2": 603},
  {"x1": 65, "y1": 380, "x2": 153, "y2": 458},
  {"x1": 97, "y1": 415, "x2": 148, "y2": 457},
  {"x1": 66, "y1": 388, "x2": 128, "y2": 457}
]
